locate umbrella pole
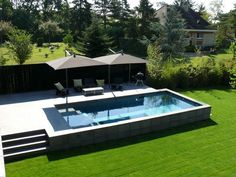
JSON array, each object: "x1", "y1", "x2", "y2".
[
  {"x1": 128, "y1": 64, "x2": 131, "y2": 83},
  {"x1": 66, "y1": 69, "x2": 68, "y2": 105},
  {"x1": 108, "y1": 65, "x2": 111, "y2": 87},
  {"x1": 65, "y1": 69, "x2": 69, "y2": 123}
]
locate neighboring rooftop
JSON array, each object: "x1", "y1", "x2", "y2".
[
  {"x1": 156, "y1": 4, "x2": 214, "y2": 30},
  {"x1": 176, "y1": 6, "x2": 212, "y2": 30}
]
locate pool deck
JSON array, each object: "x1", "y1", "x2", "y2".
[{"x1": 0, "y1": 84, "x2": 157, "y2": 136}]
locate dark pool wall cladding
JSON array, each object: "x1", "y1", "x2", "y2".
[{"x1": 49, "y1": 106, "x2": 211, "y2": 150}]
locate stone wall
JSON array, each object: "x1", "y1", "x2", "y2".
[{"x1": 49, "y1": 106, "x2": 211, "y2": 151}]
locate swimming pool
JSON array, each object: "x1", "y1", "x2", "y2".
[
  {"x1": 50, "y1": 89, "x2": 211, "y2": 150},
  {"x1": 56, "y1": 91, "x2": 202, "y2": 129}
]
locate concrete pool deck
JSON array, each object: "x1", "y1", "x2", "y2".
[{"x1": 0, "y1": 84, "x2": 157, "y2": 136}]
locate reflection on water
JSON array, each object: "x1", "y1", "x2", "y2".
[{"x1": 57, "y1": 92, "x2": 200, "y2": 128}]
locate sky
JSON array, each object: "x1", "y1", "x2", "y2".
[{"x1": 127, "y1": 0, "x2": 235, "y2": 13}]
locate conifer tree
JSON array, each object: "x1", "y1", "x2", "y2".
[
  {"x1": 77, "y1": 19, "x2": 112, "y2": 57},
  {"x1": 136, "y1": 0, "x2": 155, "y2": 37},
  {"x1": 158, "y1": 6, "x2": 186, "y2": 60},
  {"x1": 94, "y1": 0, "x2": 111, "y2": 30},
  {"x1": 72, "y1": 0, "x2": 92, "y2": 36}
]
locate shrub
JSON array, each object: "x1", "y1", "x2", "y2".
[
  {"x1": 63, "y1": 33, "x2": 73, "y2": 47},
  {"x1": 36, "y1": 37, "x2": 44, "y2": 47},
  {"x1": 185, "y1": 45, "x2": 196, "y2": 52},
  {"x1": 230, "y1": 66, "x2": 236, "y2": 88},
  {"x1": 7, "y1": 29, "x2": 33, "y2": 65},
  {"x1": 229, "y1": 40, "x2": 236, "y2": 60},
  {"x1": 175, "y1": 65, "x2": 189, "y2": 89}
]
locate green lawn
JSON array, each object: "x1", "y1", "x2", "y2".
[
  {"x1": 0, "y1": 43, "x2": 80, "y2": 65},
  {"x1": 5, "y1": 89, "x2": 236, "y2": 177},
  {"x1": 191, "y1": 50, "x2": 233, "y2": 62}
]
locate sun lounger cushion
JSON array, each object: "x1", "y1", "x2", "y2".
[
  {"x1": 96, "y1": 79, "x2": 105, "y2": 87},
  {"x1": 54, "y1": 82, "x2": 64, "y2": 91},
  {"x1": 73, "y1": 79, "x2": 82, "y2": 87}
]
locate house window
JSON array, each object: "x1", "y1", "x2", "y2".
[{"x1": 197, "y1": 33, "x2": 203, "y2": 39}]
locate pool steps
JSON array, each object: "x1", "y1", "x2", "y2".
[{"x1": 1, "y1": 129, "x2": 49, "y2": 162}]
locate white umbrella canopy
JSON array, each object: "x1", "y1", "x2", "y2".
[{"x1": 93, "y1": 53, "x2": 147, "y2": 83}]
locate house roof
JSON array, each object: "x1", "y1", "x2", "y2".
[
  {"x1": 176, "y1": 6, "x2": 212, "y2": 30},
  {"x1": 156, "y1": 5, "x2": 214, "y2": 30}
]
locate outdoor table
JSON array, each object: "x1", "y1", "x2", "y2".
[{"x1": 82, "y1": 87, "x2": 104, "y2": 96}]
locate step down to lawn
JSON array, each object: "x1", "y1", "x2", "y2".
[
  {"x1": 4, "y1": 147, "x2": 48, "y2": 161},
  {"x1": 1, "y1": 129, "x2": 49, "y2": 162}
]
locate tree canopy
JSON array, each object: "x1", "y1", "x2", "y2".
[{"x1": 0, "y1": 0, "x2": 235, "y2": 62}]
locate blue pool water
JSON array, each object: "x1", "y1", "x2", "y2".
[{"x1": 57, "y1": 91, "x2": 201, "y2": 128}]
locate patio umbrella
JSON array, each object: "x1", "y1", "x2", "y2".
[
  {"x1": 93, "y1": 53, "x2": 147, "y2": 84},
  {"x1": 46, "y1": 54, "x2": 106, "y2": 104}
]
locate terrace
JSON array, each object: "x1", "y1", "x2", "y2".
[
  {"x1": 0, "y1": 84, "x2": 156, "y2": 136},
  {"x1": 0, "y1": 83, "x2": 211, "y2": 168}
]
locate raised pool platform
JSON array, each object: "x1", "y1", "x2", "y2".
[
  {"x1": 49, "y1": 89, "x2": 211, "y2": 150},
  {"x1": 0, "y1": 85, "x2": 211, "y2": 162}
]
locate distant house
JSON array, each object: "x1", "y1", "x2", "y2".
[{"x1": 155, "y1": 5, "x2": 217, "y2": 49}]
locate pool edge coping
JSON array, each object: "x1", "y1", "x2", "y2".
[{"x1": 47, "y1": 88, "x2": 211, "y2": 138}]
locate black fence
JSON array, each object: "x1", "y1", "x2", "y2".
[{"x1": 0, "y1": 63, "x2": 146, "y2": 94}]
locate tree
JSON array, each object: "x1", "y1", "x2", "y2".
[
  {"x1": 71, "y1": 0, "x2": 92, "y2": 36},
  {"x1": 108, "y1": 0, "x2": 131, "y2": 48},
  {"x1": 136, "y1": 0, "x2": 155, "y2": 37},
  {"x1": 157, "y1": 6, "x2": 186, "y2": 61},
  {"x1": 0, "y1": 20, "x2": 13, "y2": 44},
  {"x1": 197, "y1": 3, "x2": 211, "y2": 22},
  {"x1": 230, "y1": 40, "x2": 236, "y2": 60},
  {"x1": 0, "y1": 0, "x2": 13, "y2": 21},
  {"x1": 7, "y1": 29, "x2": 33, "y2": 65},
  {"x1": 95, "y1": 0, "x2": 111, "y2": 30},
  {"x1": 63, "y1": 32, "x2": 73, "y2": 47},
  {"x1": 77, "y1": 19, "x2": 112, "y2": 57},
  {"x1": 39, "y1": 20, "x2": 63, "y2": 44},
  {"x1": 209, "y1": 0, "x2": 223, "y2": 23},
  {"x1": 174, "y1": 0, "x2": 196, "y2": 10},
  {"x1": 216, "y1": 7, "x2": 236, "y2": 48}
]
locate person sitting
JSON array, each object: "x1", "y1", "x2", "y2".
[{"x1": 135, "y1": 71, "x2": 144, "y2": 86}]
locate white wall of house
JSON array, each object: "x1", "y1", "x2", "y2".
[
  {"x1": 203, "y1": 32, "x2": 216, "y2": 47},
  {"x1": 155, "y1": 5, "x2": 167, "y2": 26},
  {"x1": 186, "y1": 31, "x2": 216, "y2": 48}
]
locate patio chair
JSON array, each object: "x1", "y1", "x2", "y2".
[
  {"x1": 73, "y1": 79, "x2": 83, "y2": 92},
  {"x1": 54, "y1": 82, "x2": 68, "y2": 96},
  {"x1": 111, "y1": 77, "x2": 123, "y2": 91},
  {"x1": 83, "y1": 78, "x2": 97, "y2": 88},
  {"x1": 96, "y1": 79, "x2": 105, "y2": 88}
]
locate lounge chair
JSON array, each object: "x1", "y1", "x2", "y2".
[
  {"x1": 96, "y1": 79, "x2": 105, "y2": 88},
  {"x1": 73, "y1": 79, "x2": 83, "y2": 92},
  {"x1": 54, "y1": 82, "x2": 68, "y2": 96},
  {"x1": 111, "y1": 77, "x2": 123, "y2": 91},
  {"x1": 83, "y1": 78, "x2": 97, "y2": 88}
]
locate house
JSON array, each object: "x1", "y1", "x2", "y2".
[{"x1": 155, "y1": 5, "x2": 217, "y2": 50}]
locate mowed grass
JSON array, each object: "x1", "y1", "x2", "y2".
[
  {"x1": 5, "y1": 89, "x2": 236, "y2": 177},
  {"x1": 0, "y1": 43, "x2": 80, "y2": 65},
  {"x1": 191, "y1": 50, "x2": 233, "y2": 62}
]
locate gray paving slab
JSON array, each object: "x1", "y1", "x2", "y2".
[{"x1": 0, "y1": 84, "x2": 156, "y2": 136}]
